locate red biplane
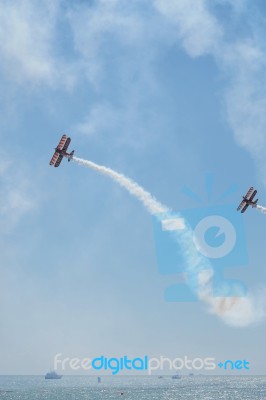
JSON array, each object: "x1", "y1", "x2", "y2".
[
  {"x1": 49, "y1": 135, "x2": 74, "y2": 167},
  {"x1": 237, "y1": 187, "x2": 258, "y2": 213}
]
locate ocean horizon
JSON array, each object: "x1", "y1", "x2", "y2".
[{"x1": 0, "y1": 375, "x2": 265, "y2": 399}]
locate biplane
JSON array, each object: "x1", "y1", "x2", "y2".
[
  {"x1": 49, "y1": 134, "x2": 74, "y2": 167},
  {"x1": 237, "y1": 187, "x2": 258, "y2": 213}
]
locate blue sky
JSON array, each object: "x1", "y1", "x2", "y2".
[{"x1": 0, "y1": 0, "x2": 266, "y2": 375}]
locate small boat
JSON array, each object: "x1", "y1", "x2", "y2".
[
  {"x1": 97, "y1": 377, "x2": 101, "y2": 383},
  {"x1": 45, "y1": 371, "x2": 62, "y2": 379},
  {"x1": 172, "y1": 374, "x2": 181, "y2": 379}
]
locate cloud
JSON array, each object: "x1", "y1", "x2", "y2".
[
  {"x1": 0, "y1": 1, "x2": 55, "y2": 84},
  {"x1": 154, "y1": 0, "x2": 223, "y2": 57},
  {"x1": 67, "y1": 0, "x2": 266, "y2": 172},
  {"x1": 198, "y1": 270, "x2": 265, "y2": 327},
  {"x1": 0, "y1": 153, "x2": 36, "y2": 234},
  {"x1": 151, "y1": 0, "x2": 266, "y2": 325},
  {"x1": 2, "y1": 0, "x2": 265, "y2": 168},
  {"x1": 73, "y1": 101, "x2": 149, "y2": 150},
  {"x1": 75, "y1": 103, "x2": 120, "y2": 137},
  {"x1": 0, "y1": 0, "x2": 76, "y2": 88},
  {"x1": 153, "y1": 0, "x2": 266, "y2": 181},
  {"x1": 0, "y1": 0, "x2": 161, "y2": 90},
  {"x1": 1, "y1": 0, "x2": 265, "y2": 327},
  {"x1": 66, "y1": 0, "x2": 160, "y2": 87},
  {"x1": 208, "y1": 294, "x2": 266, "y2": 327},
  {"x1": 223, "y1": 39, "x2": 266, "y2": 181}
]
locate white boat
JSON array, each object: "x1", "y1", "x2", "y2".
[{"x1": 45, "y1": 371, "x2": 62, "y2": 379}]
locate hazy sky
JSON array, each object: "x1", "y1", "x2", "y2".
[{"x1": 0, "y1": 0, "x2": 266, "y2": 375}]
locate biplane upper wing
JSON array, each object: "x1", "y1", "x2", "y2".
[
  {"x1": 241, "y1": 203, "x2": 250, "y2": 213},
  {"x1": 54, "y1": 155, "x2": 64, "y2": 168},
  {"x1": 237, "y1": 200, "x2": 245, "y2": 211},
  {"x1": 62, "y1": 137, "x2": 71, "y2": 152},
  {"x1": 49, "y1": 152, "x2": 60, "y2": 166},
  {"x1": 249, "y1": 189, "x2": 257, "y2": 202},
  {"x1": 57, "y1": 134, "x2": 68, "y2": 150},
  {"x1": 244, "y1": 186, "x2": 254, "y2": 199}
]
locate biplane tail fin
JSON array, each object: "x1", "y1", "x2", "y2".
[
  {"x1": 68, "y1": 150, "x2": 74, "y2": 162},
  {"x1": 252, "y1": 198, "x2": 258, "y2": 208}
]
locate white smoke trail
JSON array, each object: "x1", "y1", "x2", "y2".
[
  {"x1": 73, "y1": 156, "x2": 265, "y2": 327},
  {"x1": 73, "y1": 157, "x2": 167, "y2": 214},
  {"x1": 255, "y1": 204, "x2": 266, "y2": 214}
]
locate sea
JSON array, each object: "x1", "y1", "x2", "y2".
[{"x1": 0, "y1": 375, "x2": 265, "y2": 400}]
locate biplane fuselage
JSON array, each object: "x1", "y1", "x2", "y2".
[
  {"x1": 242, "y1": 196, "x2": 257, "y2": 206},
  {"x1": 55, "y1": 146, "x2": 73, "y2": 159},
  {"x1": 49, "y1": 135, "x2": 74, "y2": 167}
]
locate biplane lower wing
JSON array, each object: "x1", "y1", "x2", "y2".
[
  {"x1": 55, "y1": 155, "x2": 64, "y2": 167},
  {"x1": 49, "y1": 152, "x2": 59, "y2": 166},
  {"x1": 237, "y1": 200, "x2": 245, "y2": 211},
  {"x1": 241, "y1": 203, "x2": 249, "y2": 213}
]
